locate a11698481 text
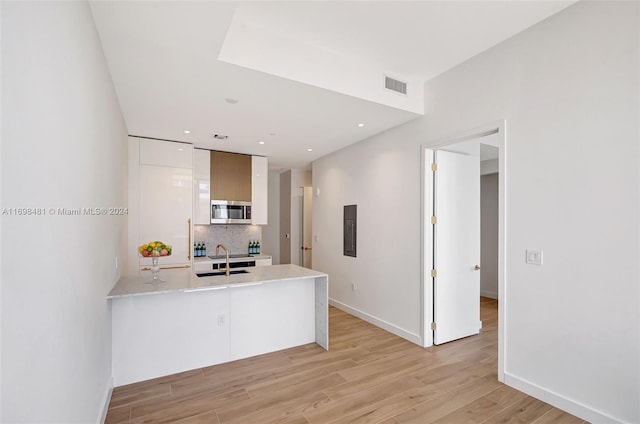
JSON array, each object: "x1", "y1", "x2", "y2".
[{"x1": 1, "y1": 207, "x2": 128, "y2": 216}]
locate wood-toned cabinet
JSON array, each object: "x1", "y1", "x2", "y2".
[
  {"x1": 197, "y1": 150, "x2": 268, "y2": 225},
  {"x1": 210, "y1": 151, "x2": 251, "y2": 202}
]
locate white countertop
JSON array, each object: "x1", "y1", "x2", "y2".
[{"x1": 108, "y1": 264, "x2": 327, "y2": 299}]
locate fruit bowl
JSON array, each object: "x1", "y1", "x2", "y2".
[
  {"x1": 139, "y1": 241, "x2": 172, "y2": 283},
  {"x1": 139, "y1": 241, "x2": 172, "y2": 257}
]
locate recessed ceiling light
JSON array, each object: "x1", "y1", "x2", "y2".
[
  {"x1": 183, "y1": 130, "x2": 191, "y2": 134},
  {"x1": 307, "y1": 148, "x2": 313, "y2": 152},
  {"x1": 259, "y1": 141, "x2": 265, "y2": 145},
  {"x1": 225, "y1": 98, "x2": 239, "y2": 104},
  {"x1": 269, "y1": 133, "x2": 276, "y2": 136},
  {"x1": 357, "y1": 123, "x2": 365, "y2": 127}
]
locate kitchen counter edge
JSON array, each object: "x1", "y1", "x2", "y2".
[{"x1": 108, "y1": 264, "x2": 327, "y2": 299}]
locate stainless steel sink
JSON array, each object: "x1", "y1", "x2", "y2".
[{"x1": 196, "y1": 269, "x2": 249, "y2": 277}]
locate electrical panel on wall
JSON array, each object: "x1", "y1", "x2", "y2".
[{"x1": 343, "y1": 205, "x2": 357, "y2": 257}]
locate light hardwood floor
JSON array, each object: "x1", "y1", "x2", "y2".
[{"x1": 106, "y1": 297, "x2": 587, "y2": 423}]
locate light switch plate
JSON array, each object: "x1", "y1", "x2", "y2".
[{"x1": 526, "y1": 250, "x2": 543, "y2": 265}]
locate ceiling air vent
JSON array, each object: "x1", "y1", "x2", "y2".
[{"x1": 384, "y1": 75, "x2": 407, "y2": 95}]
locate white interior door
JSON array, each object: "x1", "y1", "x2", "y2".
[
  {"x1": 301, "y1": 187, "x2": 313, "y2": 268},
  {"x1": 433, "y1": 150, "x2": 481, "y2": 344}
]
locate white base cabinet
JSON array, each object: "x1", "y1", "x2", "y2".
[
  {"x1": 229, "y1": 280, "x2": 315, "y2": 361},
  {"x1": 111, "y1": 288, "x2": 229, "y2": 386},
  {"x1": 254, "y1": 257, "x2": 272, "y2": 266},
  {"x1": 111, "y1": 277, "x2": 324, "y2": 386}
]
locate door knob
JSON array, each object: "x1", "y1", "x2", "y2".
[{"x1": 474, "y1": 265, "x2": 481, "y2": 270}]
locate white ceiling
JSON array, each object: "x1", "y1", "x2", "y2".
[{"x1": 89, "y1": 1, "x2": 575, "y2": 170}]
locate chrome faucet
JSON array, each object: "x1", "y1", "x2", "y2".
[{"x1": 215, "y1": 243, "x2": 230, "y2": 277}]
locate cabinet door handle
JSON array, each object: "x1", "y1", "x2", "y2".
[
  {"x1": 141, "y1": 265, "x2": 191, "y2": 271},
  {"x1": 187, "y1": 218, "x2": 191, "y2": 260}
]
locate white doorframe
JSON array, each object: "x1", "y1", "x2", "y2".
[{"x1": 421, "y1": 119, "x2": 507, "y2": 383}]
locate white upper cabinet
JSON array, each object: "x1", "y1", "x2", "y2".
[
  {"x1": 140, "y1": 138, "x2": 192, "y2": 168},
  {"x1": 193, "y1": 149, "x2": 211, "y2": 225},
  {"x1": 128, "y1": 137, "x2": 193, "y2": 273},
  {"x1": 138, "y1": 165, "x2": 193, "y2": 267},
  {"x1": 251, "y1": 156, "x2": 268, "y2": 225}
]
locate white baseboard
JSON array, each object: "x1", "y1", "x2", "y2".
[
  {"x1": 329, "y1": 298, "x2": 422, "y2": 345},
  {"x1": 504, "y1": 372, "x2": 628, "y2": 424},
  {"x1": 97, "y1": 376, "x2": 114, "y2": 424},
  {"x1": 480, "y1": 289, "x2": 498, "y2": 299}
]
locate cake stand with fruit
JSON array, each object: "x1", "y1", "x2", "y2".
[{"x1": 139, "y1": 241, "x2": 172, "y2": 283}]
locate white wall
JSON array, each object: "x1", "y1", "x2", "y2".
[
  {"x1": 313, "y1": 2, "x2": 639, "y2": 422},
  {"x1": 313, "y1": 136, "x2": 423, "y2": 342},
  {"x1": 1, "y1": 2, "x2": 128, "y2": 422}
]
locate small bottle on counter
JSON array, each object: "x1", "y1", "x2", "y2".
[
  {"x1": 256, "y1": 241, "x2": 260, "y2": 254},
  {"x1": 201, "y1": 242, "x2": 206, "y2": 257}
]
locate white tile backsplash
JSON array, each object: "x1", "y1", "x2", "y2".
[{"x1": 194, "y1": 225, "x2": 262, "y2": 256}]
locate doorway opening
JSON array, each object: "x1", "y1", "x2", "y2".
[
  {"x1": 422, "y1": 121, "x2": 506, "y2": 382},
  {"x1": 300, "y1": 186, "x2": 313, "y2": 269}
]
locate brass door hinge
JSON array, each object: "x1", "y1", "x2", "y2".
[
  {"x1": 431, "y1": 322, "x2": 437, "y2": 331},
  {"x1": 431, "y1": 216, "x2": 437, "y2": 225},
  {"x1": 431, "y1": 163, "x2": 438, "y2": 172},
  {"x1": 431, "y1": 269, "x2": 437, "y2": 278}
]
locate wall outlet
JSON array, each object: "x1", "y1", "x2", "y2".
[
  {"x1": 526, "y1": 249, "x2": 543, "y2": 265},
  {"x1": 217, "y1": 314, "x2": 225, "y2": 326}
]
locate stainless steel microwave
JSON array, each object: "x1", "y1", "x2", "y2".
[{"x1": 211, "y1": 200, "x2": 252, "y2": 224}]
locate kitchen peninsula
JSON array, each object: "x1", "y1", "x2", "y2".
[{"x1": 108, "y1": 264, "x2": 328, "y2": 386}]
